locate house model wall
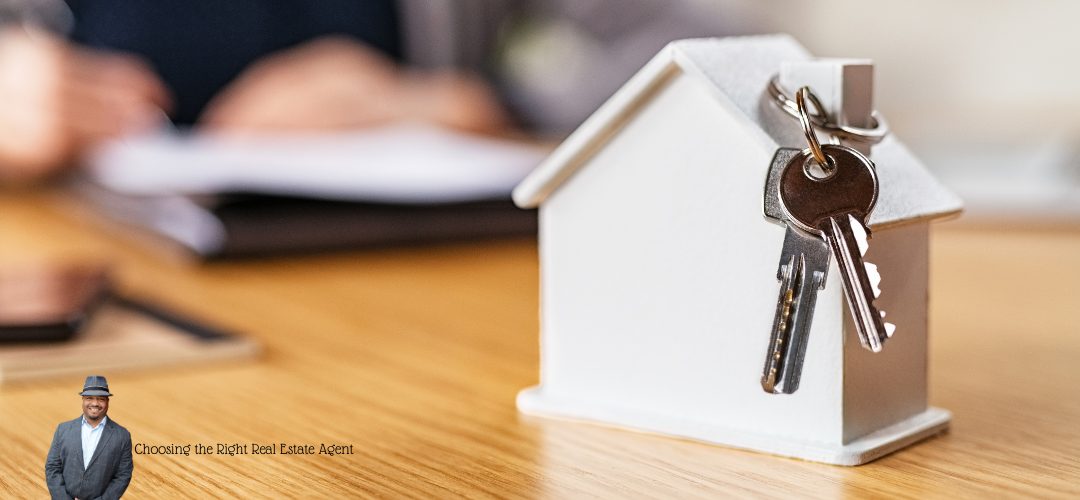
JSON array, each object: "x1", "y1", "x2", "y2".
[{"x1": 513, "y1": 35, "x2": 962, "y2": 465}]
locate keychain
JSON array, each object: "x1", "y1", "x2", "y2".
[{"x1": 760, "y1": 79, "x2": 893, "y2": 394}]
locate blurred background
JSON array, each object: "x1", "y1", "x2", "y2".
[
  {"x1": 718, "y1": 0, "x2": 1080, "y2": 222},
  {"x1": 1, "y1": 0, "x2": 1075, "y2": 228}
]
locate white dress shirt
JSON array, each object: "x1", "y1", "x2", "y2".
[{"x1": 81, "y1": 415, "x2": 107, "y2": 469}]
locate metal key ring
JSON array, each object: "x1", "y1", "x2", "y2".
[
  {"x1": 767, "y1": 75, "x2": 889, "y2": 145},
  {"x1": 796, "y1": 86, "x2": 831, "y2": 169}
]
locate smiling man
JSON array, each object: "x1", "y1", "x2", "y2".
[{"x1": 45, "y1": 376, "x2": 133, "y2": 499}]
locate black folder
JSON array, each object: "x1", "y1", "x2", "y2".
[{"x1": 72, "y1": 180, "x2": 537, "y2": 259}]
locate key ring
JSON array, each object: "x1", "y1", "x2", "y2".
[
  {"x1": 795, "y1": 86, "x2": 832, "y2": 170},
  {"x1": 767, "y1": 75, "x2": 889, "y2": 145}
]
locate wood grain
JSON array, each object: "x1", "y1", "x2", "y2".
[{"x1": 0, "y1": 189, "x2": 1077, "y2": 498}]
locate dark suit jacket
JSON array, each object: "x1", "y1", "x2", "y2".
[{"x1": 45, "y1": 416, "x2": 133, "y2": 500}]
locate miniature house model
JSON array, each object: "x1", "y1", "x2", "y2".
[{"x1": 512, "y1": 35, "x2": 962, "y2": 465}]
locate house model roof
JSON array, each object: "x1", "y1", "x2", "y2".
[{"x1": 513, "y1": 35, "x2": 962, "y2": 229}]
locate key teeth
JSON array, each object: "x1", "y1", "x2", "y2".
[
  {"x1": 865, "y1": 258, "x2": 894, "y2": 339},
  {"x1": 865, "y1": 261, "x2": 882, "y2": 299},
  {"x1": 875, "y1": 309, "x2": 896, "y2": 341},
  {"x1": 848, "y1": 214, "x2": 871, "y2": 256},
  {"x1": 849, "y1": 216, "x2": 893, "y2": 341}
]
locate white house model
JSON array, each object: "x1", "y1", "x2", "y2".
[{"x1": 512, "y1": 35, "x2": 962, "y2": 465}]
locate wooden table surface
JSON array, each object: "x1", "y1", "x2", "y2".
[{"x1": 0, "y1": 189, "x2": 1077, "y2": 498}]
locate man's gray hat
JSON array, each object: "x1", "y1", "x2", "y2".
[{"x1": 79, "y1": 375, "x2": 112, "y2": 397}]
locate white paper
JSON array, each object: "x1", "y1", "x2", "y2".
[{"x1": 87, "y1": 125, "x2": 548, "y2": 204}]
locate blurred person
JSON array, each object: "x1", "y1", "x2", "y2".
[{"x1": 0, "y1": 0, "x2": 733, "y2": 183}]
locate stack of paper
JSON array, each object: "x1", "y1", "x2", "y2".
[
  {"x1": 74, "y1": 125, "x2": 547, "y2": 257},
  {"x1": 87, "y1": 125, "x2": 547, "y2": 203}
]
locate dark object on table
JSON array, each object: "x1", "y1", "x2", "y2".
[
  {"x1": 73, "y1": 182, "x2": 538, "y2": 259},
  {"x1": 0, "y1": 264, "x2": 258, "y2": 382},
  {"x1": 0, "y1": 265, "x2": 109, "y2": 343}
]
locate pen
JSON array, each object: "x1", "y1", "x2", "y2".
[{"x1": 110, "y1": 295, "x2": 233, "y2": 341}]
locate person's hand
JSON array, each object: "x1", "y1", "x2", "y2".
[
  {"x1": 200, "y1": 36, "x2": 510, "y2": 135},
  {"x1": 0, "y1": 28, "x2": 171, "y2": 182}
]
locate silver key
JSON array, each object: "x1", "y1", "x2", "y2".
[
  {"x1": 761, "y1": 225, "x2": 830, "y2": 394},
  {"x1": 761, "y1": 148, "x2": 831, "y2": 394},
  {"x1": 778, "y1": 144, "x2": 895, "y2": 352}
]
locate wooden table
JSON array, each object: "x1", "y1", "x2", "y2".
[{"x1": 0, "y1": 189, "x2": 1077, "y2": 498}]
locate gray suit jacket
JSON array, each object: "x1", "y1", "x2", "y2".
[{"x1": 45, "y1": 417, "x2": 133, "y2": 500}]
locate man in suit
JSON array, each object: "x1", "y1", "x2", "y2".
[{"x1": 45, "y1": 375, "x2": 134, "y2": 500}]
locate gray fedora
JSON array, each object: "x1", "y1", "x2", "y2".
[{"x1": 79, "y1": 375, "x2": 112, "y2": 397}]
